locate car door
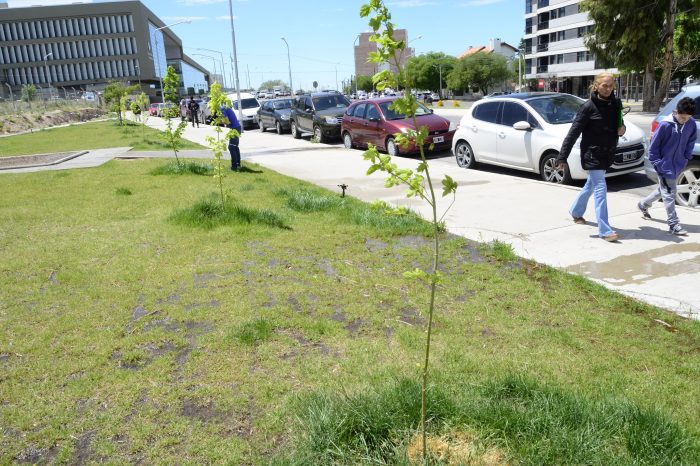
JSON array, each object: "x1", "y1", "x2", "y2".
[
  {"x1": 264, "y1": 101, "x2": 275, "y2": 126},
  {"x1": 350, "y1": 103, "x2": 368, "y2": 146},
  {"x1": 495, "y1": 101, "x2": 537, "y2": 169},
  {"x1": 363, "y1": 103, "x2": 383, "y2": 148},
  {"x1": 342, "y1": 103, "x2": 362, "y2": 144},
  {"x1": 468, "y1": 101, "x2": 501, "y2": 161},
  {"x1": 297, "y1": 96, "x2": 314, "y2": 132}
]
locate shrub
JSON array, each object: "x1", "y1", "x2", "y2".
[
  {"x1": 169, "y1": 196, "x2": 291, "y2": 230},
  {"x1": 150, "y1": 160, "x2": 214, "y2": 176}
]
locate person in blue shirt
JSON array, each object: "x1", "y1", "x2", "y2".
[
  {"x1": 221, "y1": 105, "x2": 243, "y2": 171},
  {"x1": 638, "y1": 97, "x2": 697, "y2": 236}
]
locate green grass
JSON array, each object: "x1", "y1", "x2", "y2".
[
  {"x1": 0, "y1": 119, "x2": 205, "y2": 157},
  {"x1": 1, "y1": 158, "x2": 699, "y2": 464}
]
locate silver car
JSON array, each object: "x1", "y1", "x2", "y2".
[{"x1": 644, "y1": 83, "x2": 700, "y2": 207}]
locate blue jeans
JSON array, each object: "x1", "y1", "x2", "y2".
[
  {"x1": 570, "y1": 169, "x2": 615, "y2": 237},
  {"x1": 228, "y1": 137, "x2": 240, "y2": 170}
]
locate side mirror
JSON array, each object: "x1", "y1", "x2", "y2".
[
  {"x1": 622, "y1": 106, "x2": 631, "y2": 116},
  {"x1": 513, "y1": 121, "x2": 532, "y2": 131}
]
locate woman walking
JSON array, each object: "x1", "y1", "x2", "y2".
[{"x1": 556, "y1": 72, "x2": 626, "y2": 242}]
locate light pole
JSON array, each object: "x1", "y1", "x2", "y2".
[
  {"x1": 192, "y1": 53, "x2": 218, "y2": 86},
  {"x1": 353, "y1": 34, "x2": 360, "y2": 97},
  {"x1": 228, "y1": 0, "x2": 243, "y2": 122},
  {"x1": 152, "y1": 19, "x2": 191, "y2": 102},
  {"x1": 135, "y1": 63, "x2": 141, "y2": 90},
  {"x1": 433, "y1": 63, "x2": 443, "y2": 99},
  {"x1": 196, "y1": 47, "x2": 226, "y2": 89},
  {"x1": 43, "y1": 52, "x2": 53, "y2": 99},
  {"x1": 280, "y1": 37, "x2": 293, "y2": 95}
]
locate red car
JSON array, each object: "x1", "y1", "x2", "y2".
[
  {"x1": 148, "y1": 103, "x2": 160, "y2": 117},
  {"x1": 341, "y1": 97, "x2": 456, "y2": 156}
]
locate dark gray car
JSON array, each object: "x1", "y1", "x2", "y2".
[
  {"x1": 257, "y1": 98, "x2": 294, "y2": 134},
  {"x1": 290, "y1": 92, "x2": 350, "y2": 143},
  {"x1": 644, "y1": 83, "x2": 700, "y2": 207}
]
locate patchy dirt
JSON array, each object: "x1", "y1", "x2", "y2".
[
  {"x1": 0, "y1": 151, "x2": 85, "y2": 170},
  {"x1": 0, "y1": 107, "x2": 106, "y2": 135}
]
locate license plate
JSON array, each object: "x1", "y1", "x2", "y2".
[
  {"x1": 622, "y1": 152, "x2": 637, "y2": 162},
  {"x1": 433, "y1": 136, "x2": 444, "y2": 143}
]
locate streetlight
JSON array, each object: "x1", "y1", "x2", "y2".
[
  {"x1": 192, "y1": 53, "x2": 219, "y2": 86},
  {"x1": 196, "y1": 47, "x2": 226, "y2": 89},
  {"x1": 135, "y1": 63, "x2": 141, "y2": 89},
  {"x1": 43, "y1": 52, "x2": 52, "y2": 99},
  {"x1": 152, "y1": 19, "x2": 191, "y2": 102},
  {"x1": 281, "y1": 37, "x2": 293, "y2": 95},
  {"x1": 227, "y1": 0, "x2": 243, "y2": 122}
]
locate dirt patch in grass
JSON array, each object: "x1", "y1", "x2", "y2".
[
  {"x1": 0, "y1": 151, "x2": 85, "y2": 169},
  {"x1": 0, "y1": 107, "x2": 106, "y2": 135},
  {"x1": 406, "y1": 431, "x2": 508, "y2": 465}
]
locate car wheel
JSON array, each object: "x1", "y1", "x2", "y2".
[
  {"x1": 276, "y1": 121, "x2": 283, "y2": 134},
  {"x1": 386, "y1": 137, "x2": 399, "y2": 157},
  {"x1": 454, "y1": 140, "x2": 476, "y2": 168},
  {"x1": 343, "y1": 132, "x2": 354, "y2": 149},
  {"x1": 291, "y1": 120, "x2": 301, "y2": 139},
  {"x1": 259, "y1": 118, "x2": 265, "y2": 132},
  {"x1": 539, "y1": 152, "x2": 571, "y2": 184},
  {"x1": 313, "y1": 125, "x2": 326, "y2": 143},
  {"x1": 676, "y1": 161, "x2": 700, "y2": 207}
]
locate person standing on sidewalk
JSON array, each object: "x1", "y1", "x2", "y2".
[
  {"x1": 556, "y1": 72, "x2": 626, "y2": 242},
  {"x1": 637, "y1": 97, "x2": 697, "y2": 236},
  {"x1": 188, "y1": 96, "x2": 200, "y2": 128},
  {"x1": 221, "y1": 105, "x2": 242, "y2": 171}
]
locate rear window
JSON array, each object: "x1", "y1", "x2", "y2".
[
  {"x1": 472, "y1": 101, "x2": 500, "y2": 124},
  {"x1": 378, "y1": 101, "x2": 431, "y2": 120},
  {"x1": 312, "y1": 94, "x2": 350, "y2": 111},
  {"x1": 233, "y1": 98, "x2": 260, "y2": 110},
  {"x1": 273, "y1": 99, "x2": 293, "y2": 110}
]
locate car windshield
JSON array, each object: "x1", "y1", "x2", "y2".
[
  {"x1": 312, "y1": 95, "x2": 350, "y2": 111},
  {"x1": 273, "y1": 99, "x2": 293, "y2": 110},
  {"x1": 379, "y1": 101, "x2": 432, "y2": 120},
  {"x1": 233, "y1": 98, "x2": 259, "y2": 110},
  {"x1": 527, "y1": 94, "x2": 585, "y2": 124}
]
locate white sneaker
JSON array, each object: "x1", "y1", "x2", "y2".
[{"x1": 670, "y1": 224, "x2": 688, "y2": 236}]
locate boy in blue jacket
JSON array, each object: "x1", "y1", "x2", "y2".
[{"x1": 638, "y1": 97, "x2": 697, "y2": 235}]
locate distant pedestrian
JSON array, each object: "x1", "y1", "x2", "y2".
[
  {"x1": 637, "y1": 97, "x2": 697, "y2": 236},
  {"x1": 556, "y1": 72, "x2": 626, "y2": 242},
  {"x1": 221, "y1": 105, "x2": 243, "y2": 171},
  {"x1": 188, "y1": 96, "x2": 200, "y2": 128}
]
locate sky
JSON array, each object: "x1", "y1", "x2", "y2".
[{"x1": 7, "y1": 0, "x2": 525, "y2": 91}]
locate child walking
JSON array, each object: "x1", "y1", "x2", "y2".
[{"x1": 638, "y1": 97, "x2": 697, "y2": 235}]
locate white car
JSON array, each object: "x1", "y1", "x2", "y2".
[
  {"x1": 227, "y1": 92, "x2": 261, "y2": 129},
  {"x1": 451, "y1": 92, "x2": 647, "y2": 184}
]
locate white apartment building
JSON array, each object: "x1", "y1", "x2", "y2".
[{"x1": 523, "y1": 0, "x2": 618, "y2": 97}]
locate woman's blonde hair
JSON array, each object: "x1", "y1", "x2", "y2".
[{"x1": 589, "y1": 72, "x2": 616, "y2": 93}]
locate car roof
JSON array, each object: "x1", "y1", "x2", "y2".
[{"x1": 483, "y1": 92, "x2": 560, "y2": 101}]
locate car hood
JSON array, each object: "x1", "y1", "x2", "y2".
[
  {"x1": 317, "y1": 108, "x2": 347, "y2": 118},
  {"x1": 386, "y1": 113, "x2": 451, "y2": 132},
  {"x1": 276, "y1": 109, "x2": 292, "y2": 117}
]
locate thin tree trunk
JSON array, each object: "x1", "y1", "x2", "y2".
[
  {"x1": 651, "y1": 0, "x2": 677, "y2": 112},
  {"x1": 643, "y1": 59, "x2": 656, "y2": 112}
]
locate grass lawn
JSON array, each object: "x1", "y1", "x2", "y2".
[
  {"x1": 0, "y1": 119, "x2": 205, "y2": 157},
  {"x1": 1, "y1": 158, "x2": 699, "y2": 464}
]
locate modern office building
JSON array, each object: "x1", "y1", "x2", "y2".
[
  {"x1": 523, "y1": 0, "x2": 617, "y2": 96},
  {"x1": 0, "y1": 0, "x2": 210, "y2": 101},
  {"x1": 354, "y1": 29, "x2": 415, "y2": 77}
]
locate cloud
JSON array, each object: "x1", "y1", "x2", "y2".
[
  {"x1": 387, "y1": 0, "x2": 438, "y2": 6},
  {"x1": 9, "y1": 0, "x2": 93, "y2": 6},
  {"x1": 458, "y1": 0, "x2": 504, "y2": 5},
  {"x1": 216, "y1": 15, "x2": 239, "y2": 21},
  {"x1": 162, "y1": 16, "x2": 208, "y2": 22}
]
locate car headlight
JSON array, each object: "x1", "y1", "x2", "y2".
[
  {"x1": 281, "y1": 114, "x2": 290, "y2": 120},
  {"x1": 448, "y1": 121, "x2": 457, "y2": 132},
  {"x1": 324, "y1": 116, "x2": 339, "y2": 124}
]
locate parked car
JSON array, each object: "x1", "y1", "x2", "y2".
[
  {"x1": 156, "y1": 102, "x2": 175, "y2": 117},
  {"x1": 148, "y1": 103, "x2": 160, "y2": 116},
  {"x1": 644, "y1": 83, "x2": 700, "y2": 207},
  {"x1": 258, "y1": 97, "x2": 294, "y2": 134},
  {"x1": 290, "y1": 92, "x2": 351, "y2": 142},
  {"x1": 451, "y1": 92, "x2": 647, "y2": 184},
  {"x1": 179, "y1": 97, "x2": 211, "y2": 124},
  {"x1": 341, "y1": 97, "x2": 456, "y2": 156},
  {"x1": 227, "y1": 92, "x2": 261, "y2": 129}
]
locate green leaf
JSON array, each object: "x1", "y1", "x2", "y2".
[{"x1": 442, "y1": 175, "x2": 458, "y2": 197}]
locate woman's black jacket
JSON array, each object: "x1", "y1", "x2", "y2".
[{"x1": 556, "y1": 92, "x2": 623, "y2": 170}]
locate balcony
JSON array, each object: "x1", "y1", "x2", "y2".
[
  {"x1": 537, "y1": 65, "x2": 549, "y2": 73},
  {"x1": 537, "y1": 21, "x2": 549, "y2": 30},
  {"x1": 537, "y1": 43, "x2": 549, "y2": 52},
  {"x1": 550, "y1": 12, "x2": 590, "y2": 29},
  {"x1": 547, "y1": 37, "x2": 585, "y2": 52}
]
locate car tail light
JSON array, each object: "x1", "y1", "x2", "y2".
[{"x1": 650, "y1": 119, "x2": 659, "y2": 138}]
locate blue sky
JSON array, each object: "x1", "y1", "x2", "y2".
[{"x1": 8, "y1": 0, "x2": 525, "y2": 91}]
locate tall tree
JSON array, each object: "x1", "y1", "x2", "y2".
[
  {"x1": 581, "y1": 0, "x2": 696, "y2": 111},
  {"x1": 258, "y1": 79, "x2": 287, "y2": 91},
  {"x1": 404, "y1": 52, "x2": 457, "y2": 93},
  {"x1": 446, "y1": 53, "x2": 509, "y2": 95}
]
